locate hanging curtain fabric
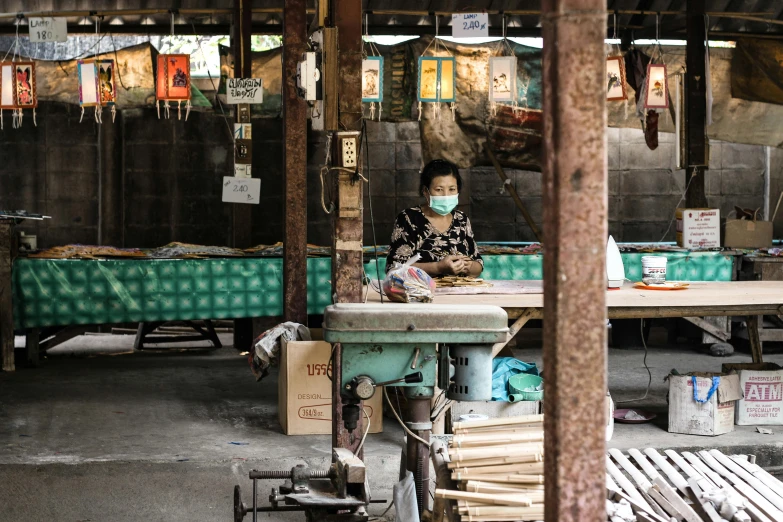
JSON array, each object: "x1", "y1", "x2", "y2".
[
  {"x1": 12, "y1": 61, "x2": 37, "y2": 127},
  {"x1": 156, "y1": 54, "x2": 191, "y2": 120}
]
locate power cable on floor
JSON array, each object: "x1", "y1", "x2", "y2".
[{"x1": 615, "y1": 318, "x2": 653, "y2": 404}]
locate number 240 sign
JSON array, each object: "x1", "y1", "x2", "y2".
[{"x1": 451, "y1": 13, "x2": 489, "y2": 38}]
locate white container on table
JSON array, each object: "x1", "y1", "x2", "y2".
[{"x1": 641, "y1": 256, "x2": 667, "y2": 285}]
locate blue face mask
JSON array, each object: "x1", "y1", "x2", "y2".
[{"x1": 429, "y1": 194, "x2": 459, "y2": 216}]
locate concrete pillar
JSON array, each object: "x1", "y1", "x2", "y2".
[{"x1": 541, "y1": 0, "x2": 607, "y2": 520}]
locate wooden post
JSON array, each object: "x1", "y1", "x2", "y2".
[
  {"x1": 282, "y1": 0, "x2": 309, "y2": 325},
  {"x1": 685, "y1": 0, "x2": 709, "y2": 209},
  {"x1": 231, "y1": 0, "x2": 253, "y2": 249},
  {"x1": 0, "y1": 220, "x2": 15, "y2": 371},
  {"x1": 541, "y1": 0, "x2": 607, "y2": 520},
  {"x1": 331, "y1": 0, "x2": 365, "y2": 456},
  {"x1": 231, "y1": 0, "x2": 257, "y2": 350}
]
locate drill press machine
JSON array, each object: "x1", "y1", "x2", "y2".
[
  {"x1": 232, "y1": 302, "x2": 508, "y2": 520},
  {"x1": 324, "y1": 303, "x2": 509, "y2": 514}
]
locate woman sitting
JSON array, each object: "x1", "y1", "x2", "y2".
[{"x1": 386, "y1": 159, "x2": 483, "y2": 278}]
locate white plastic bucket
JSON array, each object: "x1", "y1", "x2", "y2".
[{"x1": 641, "y1": 256, "x2": 667, "y2": 284}]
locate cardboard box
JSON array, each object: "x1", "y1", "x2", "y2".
[
  {"x1": 724, "y1": 219, "x2": 773, "y2": 249},
  {"x1": 723, "y1": 363, "x2": 783, "y2": 426},
  {"x1": 668, "y1": 372, "x2": 742, "y2": 436},
  {"x1": 676, "y1": 208, "x2": 720, "y2": 248},
  {"x1": 279, "y1": 339, "x2": 383, "y2": 435}
]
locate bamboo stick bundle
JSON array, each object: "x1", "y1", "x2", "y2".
[
  {"x1": 464, "y1": 481, "x2": 545, "y2": 495},
  {"x1": 434, "y1": 489, "x2": 533, "y2": 507},
  {"x1": 458, "y1": 488, "x2": 544, "y2": 503},
  {"x1": 451, "y1": 473, "x2": 545, "y2": 484},
  {"x1": 462, "y1": 505, "x2": 544, "y2": 522},
  {"x1": 450, "y1": 461, "x2": 545, "y2": 476},
  {"x1": 449, "y1": 443, "x2": 545, "y2": 463},
  {"x1": 454, "y1": 424, "x2": 543, "y2": 435},
  {"x1": 448, "y1": 453, "x2": 543, "y2": 469},
  {"x1": 457, "y1": 505, "x2": 545, "y2": 517},
  {"x1": 452, "y1": 414, "x2": 543, "y2": 431},
  {"x1": 452, "y1": 431, "x2": 544, "y2": 447}
]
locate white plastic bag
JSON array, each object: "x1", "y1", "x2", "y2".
[{"x1": 382, "y1": 254, "x2": 436, "y2": 303}]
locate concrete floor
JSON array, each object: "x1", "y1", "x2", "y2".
[{"x1": 1, "y1": 328, "x2": 782, "y2": 521}]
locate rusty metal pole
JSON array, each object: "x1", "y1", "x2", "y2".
[
  {"x1": 330, "y1": 0, "x2": 365, "y2": 455},
  {"x1": 541, "y1": 0, "x2": 607, "y2": 520},
  {"x1": 282, "y1": 0, "x2": 308, "y2": 325}
]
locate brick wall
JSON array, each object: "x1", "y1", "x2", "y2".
[{"x1": 0, "y1": 104, "x2": 773, "y2": 249}]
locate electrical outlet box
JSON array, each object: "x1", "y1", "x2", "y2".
[
  {"x1": 296, "y1": 52, "x2": 322, "y2": 101},
  {"x1": 342, "y1": 137, "x2": 357, "y2": 167},
  {"x1": 335, "y1": 131, "x2": 360, "y2": 169}
]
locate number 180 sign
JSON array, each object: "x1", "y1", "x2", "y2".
[{"x1": 28, "y1": 18, "x2": 68, "y2": 43}]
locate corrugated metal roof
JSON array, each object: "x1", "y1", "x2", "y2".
[{"x1": 0, "y1": 1, "x2": 780, "y2": 38}]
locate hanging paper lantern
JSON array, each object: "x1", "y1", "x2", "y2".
[
  {"x1": 644, "y1": 63, "x2": 668, "y2": 110},
  {"x1": 606, "y1": 56, "x2": 627, "y2": 102},
  {"x1": 78, "y1": 59, "x2": 100, "y2": 122},
  {"x1": 8, "y1": 61, "x2": 37, "y2": 127},
  {"x1": 78, "y1": 59, "x2": 118, "y2": 124},
  {"x1": 488, "y1": 56, "x2": 517, "y2": 116},
  {"x1": 362, "y1": 56, "x2": 383, "y2": 121},
  {"x1": 156, "y1": 53, "x2": 191, "y2": 120},
  {"x1": 0, "y1": 62, "x2": 15, "y2": 129},
  {"x1": 417, "y1": 56, "x2": 456, "y2": 121},
  {"x1": 97, "y1": 59, "x2": 117, "y2": 107}
]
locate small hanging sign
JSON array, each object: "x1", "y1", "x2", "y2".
[
  {"x1": 451, "y1": 13, "x2": 489, "y2": 38},
  {"x1": 226, "y1": 78, "x2": 263, "y2": 104},
  {"x1": 28, "y1": 17, "x2": 68, "y2": 43},
  {"x1": 222, "y1": 176, "x2": 260, "y2": 204}
]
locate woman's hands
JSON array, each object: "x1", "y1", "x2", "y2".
[{"x1": 438, "y1": 255, "x2": 471, "y2": 276}]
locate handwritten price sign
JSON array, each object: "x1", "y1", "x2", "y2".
[
  {"x1": 451, "y1": 13, "x2": 489, "y2": 38},
  {"x1": 227, "y1": 78, "x2": 264, "y2": 104},
  {"x1": 222, "y1": 176, "x2": 261, "y2": 204},
  {"x1": 29, "y1": 17, "x2": 68, "y2": 43}
]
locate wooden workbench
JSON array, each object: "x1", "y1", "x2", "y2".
[{"x1": 367, "y1": 281, "x2": 783, "y2": 362}]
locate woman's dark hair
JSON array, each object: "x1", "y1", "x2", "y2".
[{"x1": 419, "y1": 159, "x2": 462, "y2": 196}]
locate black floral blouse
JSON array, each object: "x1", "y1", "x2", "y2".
[{"x1": 386, "y1": 206, "x2": 483, "y2": 271}]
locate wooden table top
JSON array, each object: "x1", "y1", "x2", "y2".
[{"x1": 366, "y1": 281, "x2": 783, "y2": 318}]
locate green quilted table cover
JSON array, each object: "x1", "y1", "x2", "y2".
[{"x1": 12, "y1": 252, "x2": 735, "y2": 330}]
